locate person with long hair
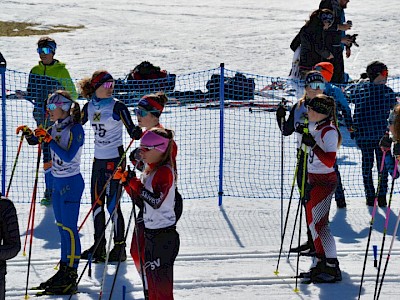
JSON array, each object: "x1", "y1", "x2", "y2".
[
  {"x1": 78, "y1": 70, "x2": 142, "y2": 263},
  {"x1": 300, "y1": 94, "x2": 342, "y2": 283},
  {"x1": 115, "y1": 128, "x2": 180, "y2": 299},
  {"x1": 16, "y1": 90, "x2": 84, "y2": 294}
]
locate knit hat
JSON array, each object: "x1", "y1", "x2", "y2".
[
  {"x1": 314, "y1": 62, "x2": 334, "y2": 82},
  {"x1": 91, "y1": 71, "x2": 114, "y2": 90},
  {"x1": 138, "y1": 96, "x2": 165, "y2": 118},
  {"x1": 366, "y1": 61, "x2": 388, "y2": 82},
  {"x1": 305, "y1": 71, "x2": 325, "y2": 87},
  {"x1": 37, "y1": 37, "x2": 57, "y2": 54}
]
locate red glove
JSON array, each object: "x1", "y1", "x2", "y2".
[
  {"x1": 126, "y1": 177, "x2": 143, "y2": 198},
  {"x1": 16, "y1": 125, "x2": 33, "y2": 136},
  {"x1": 34, "y1": 127, "x2": 52, "y2": 143}
]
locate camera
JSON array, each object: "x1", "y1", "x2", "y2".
[
  {"x1": 346, "y1": 20, "x2": 352, "y2": 26},
  {"x1": 345, "y1": 33, "x2": 359, "y2": 48}
]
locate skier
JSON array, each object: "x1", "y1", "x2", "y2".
[
  {"x1": 313, "y1": 61, "x2": 351, "y2": 208},
  {"x1": 115, "y1": 128, "x2": 180, "y2": 300},
  {"x1": 78, "y1": 70, "x2": 142, "y2": 262},
  {"x1": 300, "y1": 94, "x2": 342, "y2": 283},
  {"x1": 129, "y1": 92, "x2": 179, "y2": 276},
  {"x1": 276, "y1": 71, "x2": 326, "y2": 255},
  {"x1": 17, "y1": 90, "x2": 84, "y2": 294},
  {"x1": 0, "y1": 193, "x2": 21, "y2": 300}
]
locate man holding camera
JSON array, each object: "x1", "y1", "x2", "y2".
[{"x1": 319, "y1": 0, "x2": 354, "y2": 84}]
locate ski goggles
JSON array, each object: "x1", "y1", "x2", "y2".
[
  {"x1": 101, "y1": 81, "x2": 114, "y2": 89},
  {"x1": 140, "y1": 131, "x2": 170, "y2": 153},
  {"x1": 47, "y1": 93, "x2": 72, "y2": 111},
  {"x1": 307, "y1": 82, "x2": 326, "y2": 90},
  {"x1": 134, "y1": 108, "x2": 160, "y2": 117},
  {"x1": 37, "y1": 47, "x2": 53, "y2": 55}
]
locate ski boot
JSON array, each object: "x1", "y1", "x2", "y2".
[
  {"x1": 42, "y1": 266, "x2": 78, "y2": 295},
  {"x1": 81, "y1": 236, "x2": 106, "y2": 262},
  {"x1": 32, "y1": 261, "x2": 66, "y2": 290},
  {"x1": 108, "y1": 242, "x2": 127, "y2": 262}
]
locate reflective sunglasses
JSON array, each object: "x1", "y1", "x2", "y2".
[
  {"x1": 37, "y1": 47, "x2": 52, "y2": 55},
  {"x1": 134, "y1": 108, "x2": 159, "y2": 117},
  {"x1": 47, "y1": 103, "x2": 63, "y2": 111},
  {"x1": 102, "y1": 81, "x2": 114, "y2": 89},
  {"x1": 381, "y1": 69, "x2": 389, "y2": 77},
  {"x1": 140, "y1": 143, "x2": 164, "y2": 151},
  {"x1": 307, "y1": 82, "x2": 326, "y2": 90}
]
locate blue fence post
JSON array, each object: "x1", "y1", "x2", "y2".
[
  {"x1": 218, "y1": 63, "x2": 225, "y2": 206},
  {"x1": 0, "y1": 52, "x2": 6, "y2": 195}
]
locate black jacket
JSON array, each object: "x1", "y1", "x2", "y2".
[{"x1": 0, "y1": 197, "x2": 21, "y2": 271}]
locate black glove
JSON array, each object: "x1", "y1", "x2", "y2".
[
  {"x1": 301, "y1": 133, "x2": 316, "y2": 148},
  {"x1": 129, "y1": 147, "x2": 141, "y2": 162},
  {"x1": 131, "y1": 126, "x2": 143, "y2": 140},
  {"x1": 393, "y1": 143, "x2": 400, "y2": 157},
  {"x1": 276, "y1": 105, "x2": 286, "y2": 119},
  {"x1": 379, "y1": 132, "x2": 392, "y2": 151},
  {"x1": 295, "y1": 124, "x2": 308, "y2": 134}
]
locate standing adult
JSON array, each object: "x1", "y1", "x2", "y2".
[
  {"x1": 26, "y1": 36, "x2": 78, "y2": 207},
  {"x1": 297, "y1": 9, "x2": 335, "y2": 78},
  {"x1": 319, "y1": 0, "x2": 353, "y2": 84},
  {"x1": 351, "y1": 61, "x2": 396, "y2": 206},
  {"x1": 0, "y1": 194, "x2": 21, "y2": 300},
  {"x1": 78, "y1": 70, "x2": 142, "y2": 262}
]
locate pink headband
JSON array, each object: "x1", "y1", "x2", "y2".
[{"x1": 140, "y1": 131, "x2": 170, "y2": 153}]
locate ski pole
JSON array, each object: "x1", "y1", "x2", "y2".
[
  {"x1": 280, "y1": 115, "x2": 284, "y2": 241},
  {"x1": 98, "y1": 201, "x2": 117, "y2": 300},
  {"x1": 373, "y1": 161, "x2": 397, "y2": 300},
  {"x1": 24, "y1": 142, "x2": 42, "y2": 299},
  {"x1": 274, "y1": 148, "x2": 301, "y2": 274},
  {"x1": 358, "y1": 150, "x2": 387, "y2": 300},
  {"x1": 294, "y1": 142, "x2": 308, "y2": 293},
  {"x1": 69, "y1": 194, "x2": 122, "y2": 300},
  {"x1": 108, "y1": 198, "x2": 135, "y2": 300},
  {"x1": 376, "y1": 209, "x2": 400, "y2": 299},
  {"x1": 6, "y1": 134, "x2": 24, "y2": 197},
  {"x1": 78, "y1": 138, "x2": 136, "y2": 231}
]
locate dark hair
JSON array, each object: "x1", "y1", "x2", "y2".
[
  {"x1": 305, "y1": 8, "x2": 333, "y2": 26},
  {"x1": 311, "y1": 94, "x2": 342, "y2": 147},
  {"x1": 366, "y1": 61, "x2": 387, "y2": 82},
  {"x1": 37, "y1": 36, "x2": 57, "y2": 53}
]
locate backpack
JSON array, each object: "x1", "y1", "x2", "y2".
[
  {"x1": 206, "y1": 72, "x2": 255, "y2": 100},
  {"x1": 127, "y1": 61, "x2": 168, "y2": 80},
  {"x1": 174, "y1": 188, "x2": 183, "y2": 224}
]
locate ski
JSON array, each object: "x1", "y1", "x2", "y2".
[{"x1": 35, "y1": 290, "x2": 78, "y2": 296}]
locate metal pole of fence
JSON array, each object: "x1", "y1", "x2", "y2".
[
  {"x1": 0, "y1": 52, "x2": 7, "y2": 195},
  {"x1": 218, "y1": 63, "x2": 225, "y2": 206}
]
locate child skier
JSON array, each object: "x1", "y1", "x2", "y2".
[
  {"x1": 115, "y1": 128, "x2": 180, "y2": 300},
  {"x1": 17, "y1": 90, "x2": 84, "y2": 294}
]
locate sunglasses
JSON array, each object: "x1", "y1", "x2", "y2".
[
  {"x1": 102, "y1": 81, "x2": 114, "y2": 89},
  {"x1": 140, "y1": 143, "x2": 164, "y2": 151},
  {"x1": 134, "y1": 108, "x2": 159, "y2": 117},
  {"x1": 321, "y1": 13, "x2": 334, "y2": 23},
  {"x1": 307, "y1": 82, "x2": 326, "y2": 90},
  {"x1": 37, "y1": 47, "x2": 53, "y2": 55},
  {"x1": 47, "y1": 103, "x2": 63, "y2": 111}
]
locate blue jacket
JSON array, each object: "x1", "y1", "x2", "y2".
[
  {"x1": 324, "y1": 83, "x2": 352, "y2": 128},
  {"x1": 351, "y1": 82, "x2": 396, "y2": 141}
]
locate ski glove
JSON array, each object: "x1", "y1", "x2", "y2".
[
  {"x1": 131, "y1": 126, "x2": 143, "y2": 140},
  {"x1": 129, "y1": 148, "x2": 145, "y2": 172},
  {"x1": 16, "y1": 125, "x2": 33, "y2": 136},
  {"x1": 379, "y1": 132, "x2": 392, "y2": 152},
  {"x1": 301, "y1": 133, "x2": 316, "y2": 148},
  {"x1": 276, "y1": 105, "x2": 286, "y2": 119},
  {"x1": 34, "y1": 127, "x2": 52, "y2": 143},
  {"x1": 113, "y1": 166, "x2": 136, "y2": 186},
  {"x1": 125, "y1": 177, "x2": 143, "y2": 201},
  {"x1": 295, "y1": 124, "x2": 308, "y2": 134}
]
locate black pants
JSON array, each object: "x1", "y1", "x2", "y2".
[
  {"x1": 145, "y1": 227, "x2": 180, "y2": 300},
  {"x1": 91, "y1": 154, "x2": 126, "y2": 244},
  {"x1": 329, "y1": 47, "x2": 345, "y2": 84}
]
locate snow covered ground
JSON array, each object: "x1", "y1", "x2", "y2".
[{"x1": 2, "y1": 0, "x2": 400, "y2": 299}]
